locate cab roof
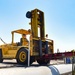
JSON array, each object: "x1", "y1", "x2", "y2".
[{"x1": 11, "y1": 29, "x2": 31, "y2": 35}]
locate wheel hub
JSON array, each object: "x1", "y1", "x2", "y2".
[{"x1": 19, "y1": 51, "x2": 26, "y2": 62}]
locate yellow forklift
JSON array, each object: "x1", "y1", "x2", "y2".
[{"x1": 0, "y1": 9, "x2": 54, "y2": 65}]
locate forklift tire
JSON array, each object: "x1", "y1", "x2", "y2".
[
  {"x1": 37, "y1": 59, "x2": 50, "y2": 65},
  {"x1": 30, "y1": 57, "x2": 35, "y2": 65},
  {"x1": 0, "y1": 49, "x2": 3, "y2": 63},
  {"x1": 16, "y1": 48, "x2": 28, "y2": 65}
]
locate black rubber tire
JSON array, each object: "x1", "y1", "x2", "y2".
[
  {"x1": 0, "y1": 49, "x2": 3, "y2": 63},
  {"x1": 30, "y1": 56, "x2": 35, "y2": 65},
  {"x1": 16, "y1": 48, "x2": 28, "y2": 65},
  {"x1": 37, "y1": 59, "x2": 50, "y2": 65}
]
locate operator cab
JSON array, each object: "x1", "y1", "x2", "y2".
[{"x1": 11, "y1": 29, "x2": 31, "y2": 47}]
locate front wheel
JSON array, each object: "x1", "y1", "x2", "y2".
[
  {"x1": 37, "y1": 59, "x2": 50, "y2": 65},
  {"x1": 16, "y1": 48, "x2": 28, "y2": 65},
  {"x1": 30, "y1": 56, "x2": 35, "y2": 65}
]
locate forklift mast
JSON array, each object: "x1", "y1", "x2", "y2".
[
  {"x1": 26, "y1": 9, "x2": 45, "y2": 40},
  {"x1": 26, "y1": 9, "x2": 54, "y2": 56}
]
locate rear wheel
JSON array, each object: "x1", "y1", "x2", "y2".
[
  {"x1": 37, "y1": 59, "x2": 50, "y2": 65},
  {"x1": 0, "y1": 49, "x2": 3, "y2": 63},
  {"x1": 16, "y1": 48, "x2": 28, "y2": 65}
]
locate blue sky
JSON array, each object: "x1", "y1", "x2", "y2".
[{"x1": 0, "y1": 0, "x2": 75, "y2": 52}]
